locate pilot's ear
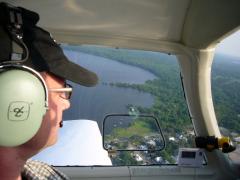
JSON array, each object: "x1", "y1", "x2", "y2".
[{"x1": 0, "y1": 66, "x2": 48, "y2": 147}]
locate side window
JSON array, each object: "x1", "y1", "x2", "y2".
[
  {"x1": 212, "y1": 30, "x2": 240, "y2": 161},
  {"x1": 33, "y1": 45, "x2": 195, "y2": 166}
]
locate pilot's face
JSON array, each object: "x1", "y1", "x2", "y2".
[{"x1": 22, "y1": 72, "x2": 70, "y2": 152}]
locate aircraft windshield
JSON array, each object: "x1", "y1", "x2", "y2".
[{"x1": 33, "y1": 45, "x2": 196, "y2": 166}]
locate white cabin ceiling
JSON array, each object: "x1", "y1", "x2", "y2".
[{"x1": 5, "y1": 0, "x2": 240, "y2": 51}]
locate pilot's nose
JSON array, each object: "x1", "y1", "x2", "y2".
[{"x1": 62, "y1": 99, "x2": 71, "y2": 110}]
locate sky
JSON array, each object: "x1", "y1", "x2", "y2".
[{"x1": 216, "y1": 30, "x2": 240, "y2": 58}]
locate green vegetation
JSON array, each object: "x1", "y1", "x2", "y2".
[
  {"x1": 63, "y1": 45, "x2": 240, "y2": 164},
  {"x1": 212, "y1": 55, "x2": 240, "y2": 133},
  {"x1": 112, "y1": 120, "x2": 152, "y2": 138},
  {"x1": 105, "y1": 117, "x2": 161, "y2": 149}
]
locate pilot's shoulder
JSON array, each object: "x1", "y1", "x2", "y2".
[{"x1": 22, "y1": 159, "x2": 69, "y2": 180}]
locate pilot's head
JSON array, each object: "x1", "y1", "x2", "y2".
[
  {"x1": 19, "y1": 27, "x2": 98, "y2": 154},
  {"x1": 0, "y1": 3, "x2": 98, "y2": 154}
]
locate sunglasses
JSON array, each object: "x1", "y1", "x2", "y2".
[{"x1": 49, "y1": 83, "x2": 73, "y2": 100}]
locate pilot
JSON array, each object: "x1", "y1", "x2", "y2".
[{"x1": 0, "y1": 3, "x2": 98, "y2": 179}]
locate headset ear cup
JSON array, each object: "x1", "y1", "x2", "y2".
[{"x1": 0, "y1": 68, "x2": 47, "y2": 147}]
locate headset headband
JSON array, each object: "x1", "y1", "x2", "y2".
[{"x1": 0, "y1": 2, "x2": 29, "y2": 64}]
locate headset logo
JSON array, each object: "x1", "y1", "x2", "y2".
[{"x1": 8, "y1": 102, "x2": 30, "y2": 121}]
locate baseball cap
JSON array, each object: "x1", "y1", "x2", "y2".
[
  {"x1": 0, "y1": 2, "x2": 98, "y2": 87},
  {"x1": 23, "y1": 26, "x2": 98, "y2": 86}
]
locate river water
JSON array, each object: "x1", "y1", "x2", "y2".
[{"x1": 62, "y1": 50, "x2": 156, "y2": 127}]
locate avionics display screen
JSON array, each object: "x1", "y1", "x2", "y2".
[{"x1": 181, "y1": 151, "x2": 196, "y2": 158}]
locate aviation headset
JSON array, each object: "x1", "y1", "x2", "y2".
[{"x1": 0, "y1": 4, "x2": 48, "y2": 147}]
